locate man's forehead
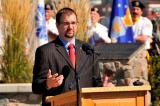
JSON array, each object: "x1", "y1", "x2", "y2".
[
  {"x1": 133, "y1": 6, "x2": 139, "y2": 9},
  {"x1": 62, "y1": 12, "x2": 76, "y2": 16},
  {"x1": 61, "y1": 13, "x2": 76, "y2": 19},
  {"x1": 91, "y1": 11, "x2": 98, "y2": 15},
  {"x1": 132, "y1": 6, "x2": 142, "y2": 10}
]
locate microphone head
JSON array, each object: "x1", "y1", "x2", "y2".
[{"x1": 82, "y1": 43, "x2": 94, "y2": 54}]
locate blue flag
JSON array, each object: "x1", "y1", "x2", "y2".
[
  {"x1": 109, "y1": 0, "x2": 135, "y2": 43},
  {"x1": 36, "y1": 0, "x2": 48, "y2": 46}
]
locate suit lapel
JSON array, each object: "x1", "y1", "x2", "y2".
[
  {"x1": 54, "y1": 38, "x2": 90, "y2": 70},
  {"x1": 76, "y1": 40, "x2": 89, "y2": 73},
  {"x1": 54, "y1": 38, "x2": 73, "y2": 68}
]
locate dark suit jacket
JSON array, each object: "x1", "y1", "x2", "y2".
[{"x1": 32, "y1": 37, "x2": 102, "y2": 105}]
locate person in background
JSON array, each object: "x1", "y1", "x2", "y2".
[
  {"x1": 147, "y1": 9, "x2": 160, "y2": 56},
  {"x1": 103, "y1": 68, "x2": 115, "y2": 87},
  {"x1": 45, "y1": 2, "x2": 59, "y2": 42},
  {"x1": 131, "y1": 2, "x2": 153, "y2": 105},
  {"x1": 100, "y1": 3, "x2": 112, "y2": 29},
  {"x1": 131, "y1": 0, "x2": 153, "y2": 79},
  {"x1": 147, "y1": 10, "x2": 158, "y2": 39},
  {"x1": 87, "y1": 7, "x2": 111, "y2": 46},
  {"x1": 32, "y1": 7, "x2": 102, "y2": 106},
  {"x1": 131, "y1": 0, "x2": 153, "y2": 50}
]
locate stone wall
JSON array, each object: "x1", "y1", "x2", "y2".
[
  {"x1": 0, "y1": 83, "x2": 41, "y2": 106},
  {"x1": 99, "y1": 48, "x2": 150, "y2": 87}
]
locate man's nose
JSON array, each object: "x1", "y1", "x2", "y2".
[
  {"x1": 68, "y1": 22, "x2": 76, "y2": 28},
  {"x1": 68, "y1": 24, "x2": 73, "y2": 29}
]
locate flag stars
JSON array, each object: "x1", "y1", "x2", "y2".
[
  {"x1": 124, "y1": 5, "x2": 128, "y2": 8},
  {"x1": 117, "y1": 3, "x2": 121, "y2": 8}
]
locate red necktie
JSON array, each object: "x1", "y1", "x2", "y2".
[{"x1": 68, "y1": 43, "x2": 76, "y2": 69}]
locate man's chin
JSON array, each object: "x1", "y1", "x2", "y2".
[{"x1": 65, "y1": 34, "x2": 74, "y2": 38}]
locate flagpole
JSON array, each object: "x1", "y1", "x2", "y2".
[{"x1": 36, "y1": 0, "x2": 48, "y2": 46}]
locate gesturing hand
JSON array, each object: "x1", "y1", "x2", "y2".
[{"x1": 47, "y1": 69, "x2": 64, "y2": 89}]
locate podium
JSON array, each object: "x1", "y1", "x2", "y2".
[{"x1": 46, "y1": 85, "x2": 151, "y2": 106}]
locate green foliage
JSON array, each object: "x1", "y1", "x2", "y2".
[
  {"x1": 149, "y1": 55, "x2": 160, "y2": 106},
  {"x1": 1, "y1": 38, "x2": 33, "y2": 83},
  {"x1": 0, "y1": 0, "x2": 35, "y2": 83}
]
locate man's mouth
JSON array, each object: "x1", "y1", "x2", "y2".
[{"x1": 133, "y1": 13, "x2": 138, "y2": 16}]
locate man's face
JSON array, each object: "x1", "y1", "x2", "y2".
[
  {"x1": 91, "y1": 11, "x2": 100, "y2": 24},
  {"x1": 56, "y1": 13, "x2": 77, "y2": 40},
  {"x1": 131, "y1": 7, "x2": 143, "y2": 18},
  {"x1": 45, "y1": 5, "x2": 53, "y2": 21},
  {"x1": 45, "y1": 10, "x2": 52, "y2": 21}
]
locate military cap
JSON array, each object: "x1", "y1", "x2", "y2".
[
  {"x1": 131, "y1": 0, "x2": 145, "y2": 10},
  {"x1": 45, "y1": 2, "x2": 53, "y2": 10},
  {"x1": 91, "y1": 7, "x2": 100, "y2": 14}
]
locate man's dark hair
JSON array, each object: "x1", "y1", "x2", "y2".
[
  {"x1": 91, "y1": 7, "x2": 100, "y2": 14},
  {"x1": 56, "y1": 7, "x2": 77, "y2": 25},
  {"x1": 45, "y1": 2, "x2": 53, "y2": 10}
]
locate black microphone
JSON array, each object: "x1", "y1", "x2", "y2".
[
  {"x1": 62, "y1": 65, "x2": 80, "y2": 106},
  {"x1": 82, "y1": 43, "x2": 100, "y2": 55},
  {"x1": 61, "y1": 54, "x2": 80, "y2": 106},
  {"x1": 133, "y1": 80, "x2": 144, "y2": 86},
  {"x1": 61, "y1": 65, "x2": 70, "y2": 80}
]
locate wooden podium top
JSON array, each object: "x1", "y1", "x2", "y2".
[
  {"x1": 46, "y1": 85, "x2": 151, "y2": 103},
  {"x1": 81, "y1": 85, "x2": 151, "y2": 93}
]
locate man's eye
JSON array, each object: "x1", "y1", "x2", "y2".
[{"x1": 61, "y1": 22, "x2": 77, "y2": 26}]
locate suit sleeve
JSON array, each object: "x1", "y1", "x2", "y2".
[{"x1": 32, "y1": 47, "x2": 49, "y2": 94}]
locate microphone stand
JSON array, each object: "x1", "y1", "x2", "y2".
[
  {"x1": 74, "y1": 43, "x2": 100, "y2": 106},
  {"x1": 75, "y1": 68, "x2": 80, "y2": 106}
]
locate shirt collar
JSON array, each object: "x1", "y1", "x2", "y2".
[{"x1": 58, "y1": 36, "x2": 75, "y2": 49}]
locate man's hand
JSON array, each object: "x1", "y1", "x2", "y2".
[
  {"x1": 136, "y1": 35, "x2": 151, "y2": 42},
  {"x1": 47, "y1": 69, "x2": 64, "y2": 89},
  {"x1": 48, "y1": 30, "x2": 57, "y2": 40}
]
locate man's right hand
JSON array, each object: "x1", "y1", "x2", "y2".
[{"x1": 47, "y1": 69, "x2": 64, "y2": 89}]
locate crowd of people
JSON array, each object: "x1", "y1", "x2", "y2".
[
  {"x1": 32, "y1": 0, "x2": 160, "y2": 106},
  {"x1": 42, "y1": 1, "x2": 160, "y2": 53}
]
